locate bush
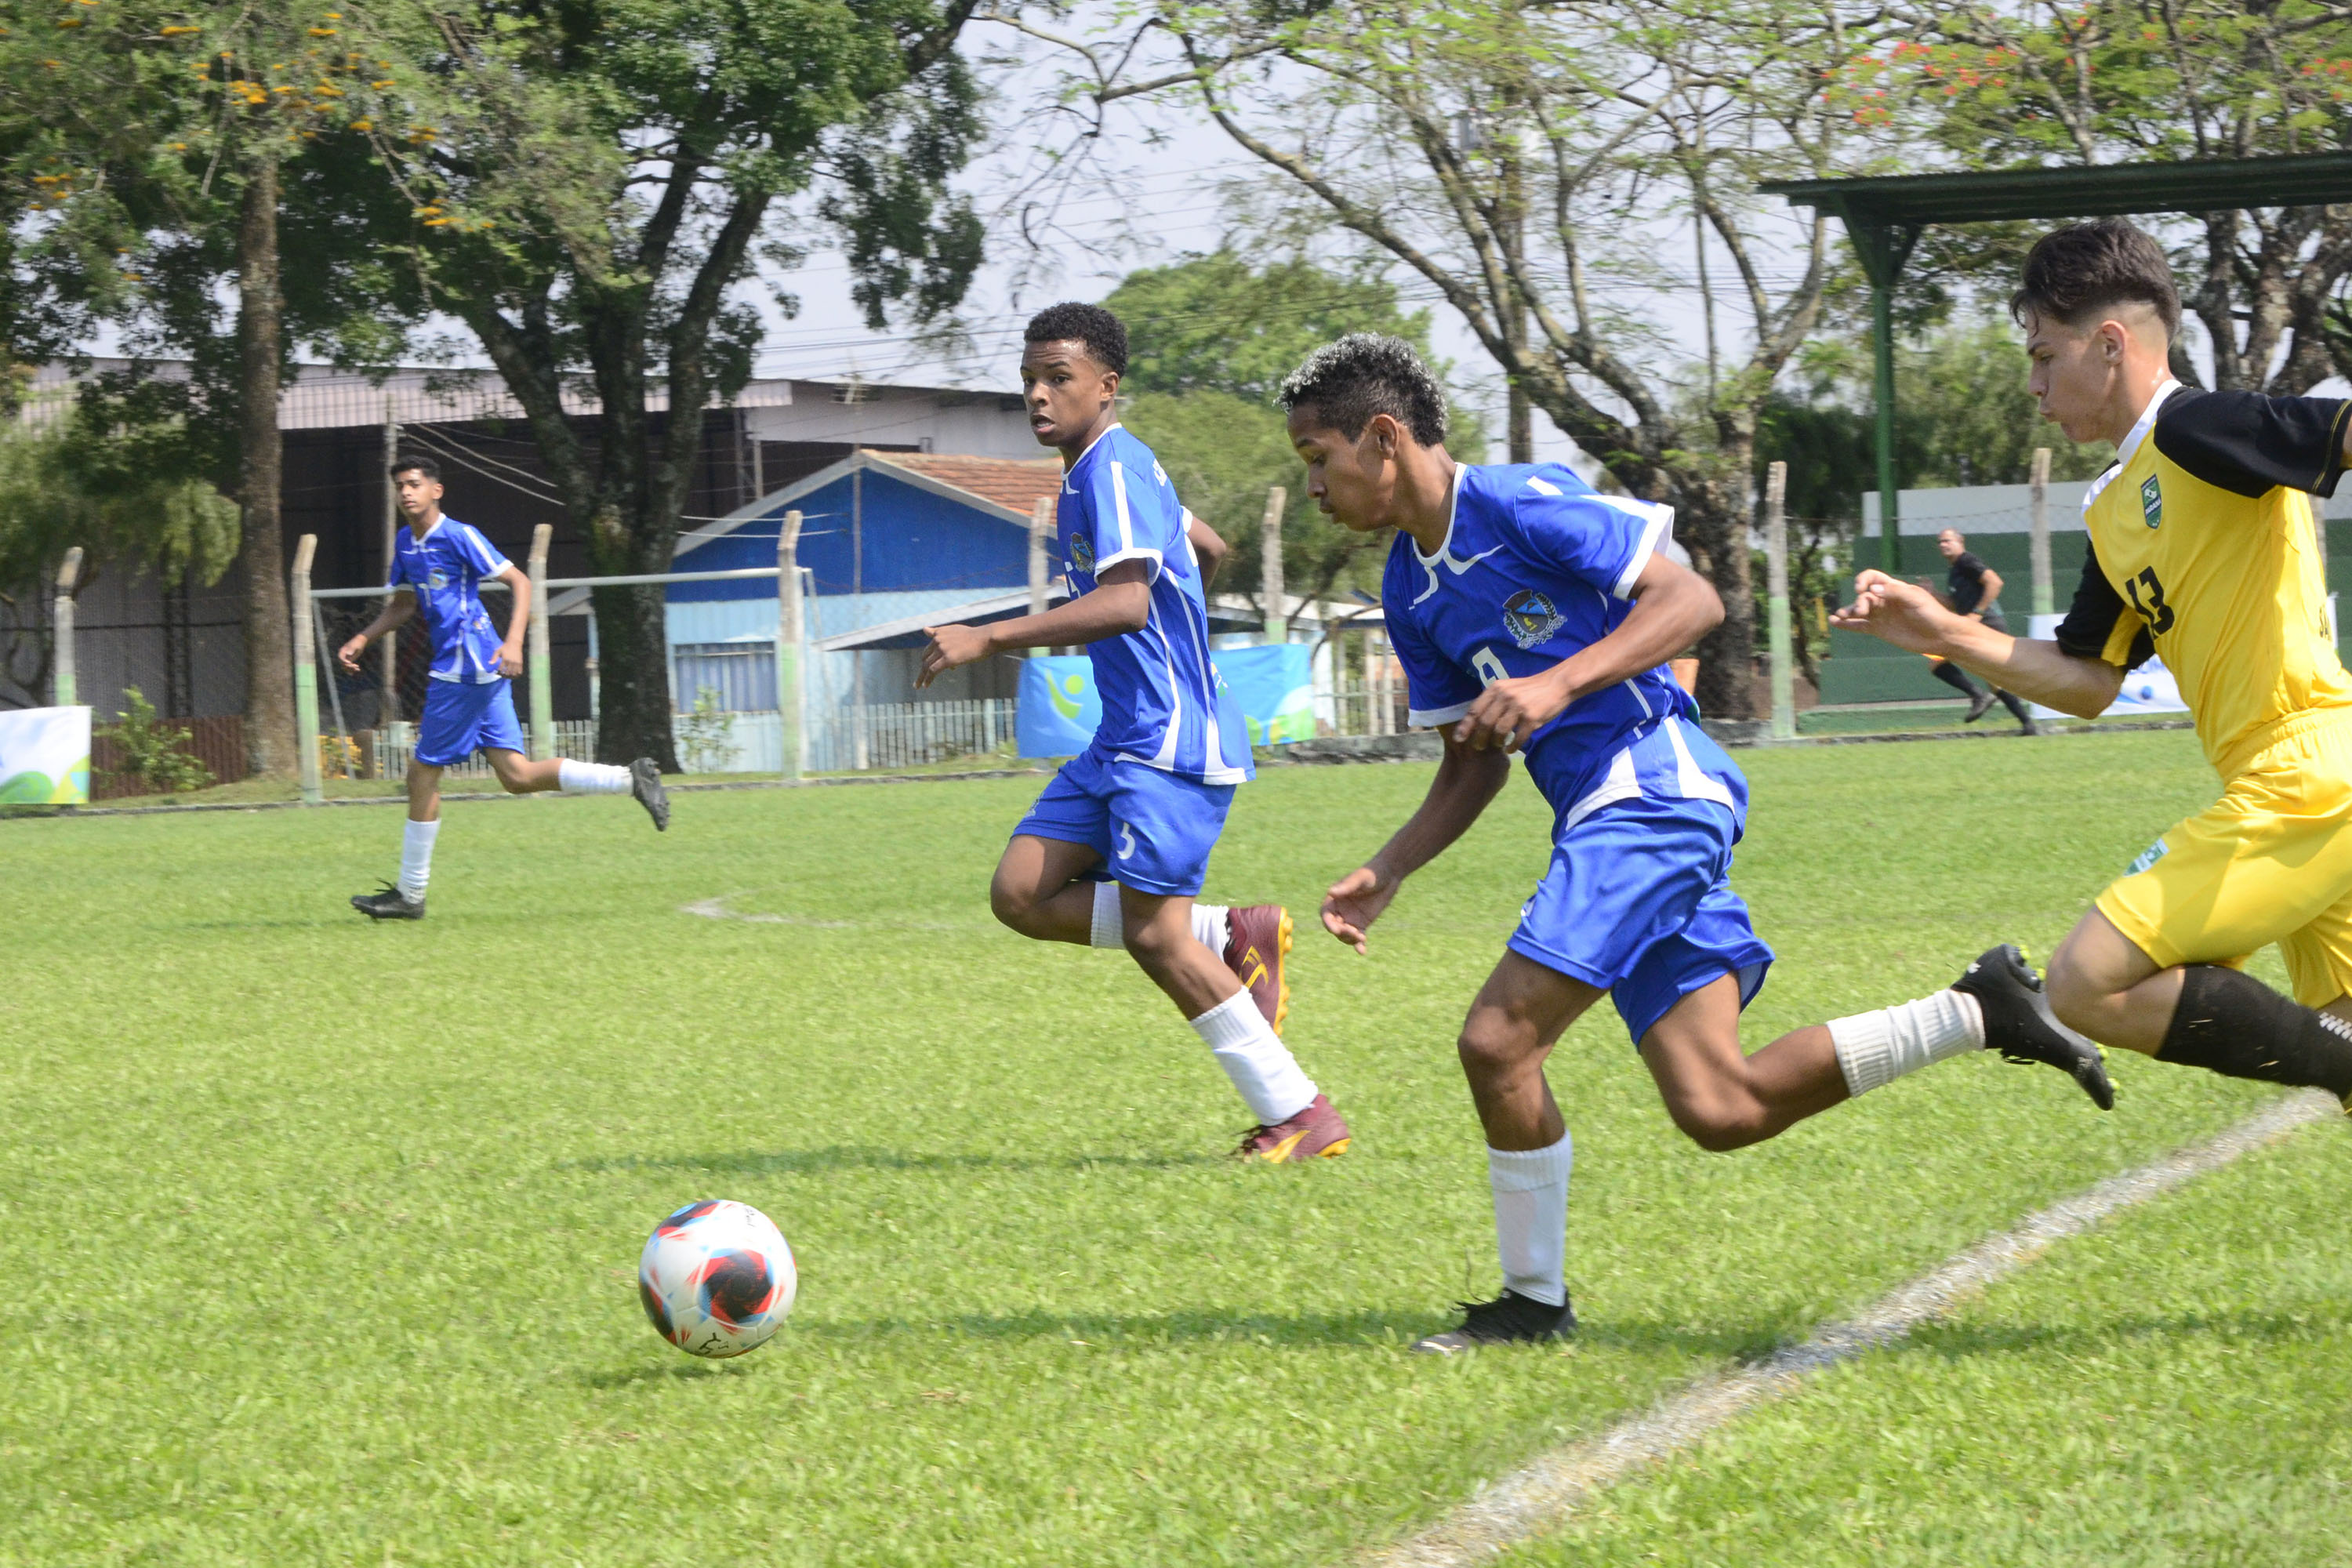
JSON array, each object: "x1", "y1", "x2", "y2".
[
  {"x1": 102, "y1": 687, "x2": 213, "y2": 795},
  {"x1": 675, "y1": 687, "x2": 735, "y2": 775}
]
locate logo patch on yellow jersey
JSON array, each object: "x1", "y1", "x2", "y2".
[{"x1": 2140, "y1": 474, "x2": 2163, "y2": 528}]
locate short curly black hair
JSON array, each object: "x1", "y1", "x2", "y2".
[
  {"x1": 1276, "y1": 334, "x2": 1448, "y2": 447},
  {"x1": 1024, "y1": 302, "x2": 1128, "y2": 376},
  {"x1": 2011, "y1": 219, "x2": 2181, "y2": 340},
  {"x1": 390, "y1": 453, "x2": 441, "y2": 482}
]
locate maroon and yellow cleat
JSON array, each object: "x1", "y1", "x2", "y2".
[
  {"x1": 1223, "y1": 904, "x2": 1294, "y2": 1035},
  {"x1": 1236, "y1": 1093, "x2": 1352, "y2": 1163}
]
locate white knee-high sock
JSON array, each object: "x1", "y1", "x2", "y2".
[
  {"x1": 1490, "y1": 1133, "x2": 1574, "y2": 1307},
  {"x1": 1829, "y1": 990, "x2": 1985, "y2": 1098},
  {"x1": 399, "y1": 818, "x2": 440, "y2": 899},
  {"x1": 557, "y1": 759, "x2": 632, "y2": 795},
  {"x1": 1091, "y1": 881, "x2": 1231, "y2": 955},
  {"x1": 1189, "y1": 990, "x2": 1316, "y2": 1124},
  {"x1": 1090, "y1": 880, "x2": 1124, "y2": 949}
]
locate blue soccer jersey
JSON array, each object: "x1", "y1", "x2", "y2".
[
  {"x1": 1382, "y1": 463, "x2": 1741, "y2": 826},
  {"x1": 1058, "y1": 425, "x2": 1252, "y2": 786},
  {"x1": 389, "y1": 517, "x2": 514, "y2": 684}
]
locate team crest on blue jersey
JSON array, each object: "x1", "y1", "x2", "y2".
[
  {"x1": 428, "y1": 568, "x2": 450, "y2": 590},
  {"x1": 1068, "y1": 532, "x2": 1095, "y2": 576},
  {"x1": 1502, "y1": 589, "x2": 1567, "y2": 650}
]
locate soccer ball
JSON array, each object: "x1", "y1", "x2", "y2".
[{"x1": 637, "y1": 1199, "x2": 797, "y2": 1358}]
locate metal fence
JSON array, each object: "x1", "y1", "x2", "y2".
[
  {"x1": 361, "y1": 718, "x2": 599, "y2": 781},
  {"x1": 807, "y1": 698, "x2": 1014, "y2": 772}
]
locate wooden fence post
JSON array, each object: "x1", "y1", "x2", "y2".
[
  {"x1": 1766, "y1": 462, "x2": 1795, "y2": 742},
  {"x1": 1261, "y1": 487, "x2": 1286, "y2": 643},
  {"x1": 53, "y1": 547, "x2": 82, "y2": 708},
  {"x1": 527, "y1": 523, "x2": 554, "y2": 761},
  {"x1": 775, "y1": 510, "x2": 804, "y2": 780},
  {"x1": 290, "y1": 534, "x2": 322, "y2": 804}
]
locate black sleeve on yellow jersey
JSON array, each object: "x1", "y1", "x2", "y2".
[
  {"x1": 2051, "y1": 539, "x2": 2155, "y2": 670},
  {"x1": 2151, "y1": 387, "x2": 2352, "y2": 498}
]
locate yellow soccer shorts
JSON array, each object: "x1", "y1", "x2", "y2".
[{"x1": 2097, "y1": 715, "x2": 2352, "y2": 1007}]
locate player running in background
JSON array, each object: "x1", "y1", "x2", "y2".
[
  {"x1": 1922, "y1": 528, "x2": 2037, "y2": 735},
  {"x1": 1837, "y1": 219, "x2": 2352, "y2": 1114},
  {"x1": 336, "y1": 456, "x2": 669, "y2": 920},
  {"x1": 1283, "y1": 336, "x2": 2108, "y2": 1352},
  {"x1": 918, "y1": 303, "x2": 1350, "y2": 1163}
]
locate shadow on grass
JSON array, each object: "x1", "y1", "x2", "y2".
[
  {"x1": 802, "y1": 1306, "x2": 1787, "y2": 1358},
  {"x1": 1900, "y1": 1308, "x2": 2352, "y2": 1361},
  {"x1": 567, "y1": 1145, "x2": 1228, "y2": 1177}
]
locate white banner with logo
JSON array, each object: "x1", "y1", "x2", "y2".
[{"x1": 0, "y1": 706, "x2": 92, "y2": 804}]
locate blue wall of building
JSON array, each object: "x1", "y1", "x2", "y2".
[{"x1": 669, "y1": 469, "x2": 1030, "y2": 602}]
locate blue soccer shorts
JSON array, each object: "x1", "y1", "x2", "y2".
[
  {"x1": 1507, "y1": 790, "x2": 1776, "y2": 1047},
  {"x1": 414, "y1": 677, "x2": 526, "y2": 768},
  {"x1": 1011, "y1": 745, "x2": 1234, "y2": 897}
]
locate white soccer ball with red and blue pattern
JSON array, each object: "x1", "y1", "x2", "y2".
[{"x1": 637, "y1": 1199, "x2": 797, "y2": 1358}]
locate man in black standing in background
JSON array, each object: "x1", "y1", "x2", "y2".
[{"x1": 1922, "y1": 527, "x2": 2038, "y2": 735}]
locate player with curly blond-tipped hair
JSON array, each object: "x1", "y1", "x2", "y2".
[{"x1": 1283, "y1": 334, "x2": 2110, "y2": 1353}]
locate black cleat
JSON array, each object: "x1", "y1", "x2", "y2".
[
  {"x1": 2018, "y1": 717, "x2": 2041, "y2": 735},
  {"x1": 631, "y1": 757, "x2": 670, "y2": 832},
  {"x1": 350, "y1": 880, "x2": 425, "y2": 920},
  {"x1": 1410, "y1": 1289, "x2": 1577, "y2": 1355},
  {"x1": 1962, "y1": 689, "x2": 1994, "y2": 724},
  {"x1": 1954, "y1": 943, "x2": 2112, "y2": 1109}
]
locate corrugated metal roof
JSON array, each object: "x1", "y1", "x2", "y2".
[{"x1": 20, "y1": 359, "x2": 999, "y2": 432}]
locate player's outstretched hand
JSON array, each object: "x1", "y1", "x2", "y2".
[
  {"x1": 1321, "y1": 863, "x2": 1399, "y2": 955},
  {"x1": 1828, "y1": 571, "x2": 1958, "y2": 655},
  {"x1": 1455, "y1": 669, "x2": 1571, "y2": 753},
  {"x1": 336, "y1": 633, "x2": 368, "y2": 675},
  {"x1": 916, "y1": 624, "x2": 991, "y2": 689}
]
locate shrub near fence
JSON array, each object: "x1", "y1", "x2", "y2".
[{"x1": 89, "y1": 714, "x2": 249, "y2": 800}]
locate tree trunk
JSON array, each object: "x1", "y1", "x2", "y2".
[
  {"x1": 235, "y1": 151, "x2": 296, "y2": 779},
  {"x1": 584, "y1": 488, "x2": 681, "y2": 770},
  {"x1": 1676, "y1": 466, "x2": 1758, "y2": 723}
]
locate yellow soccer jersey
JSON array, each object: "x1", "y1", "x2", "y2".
[{"x1": 2056, "y1": 381, "x2": 2352, "y2": 776}]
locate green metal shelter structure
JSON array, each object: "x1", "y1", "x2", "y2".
[{"x1": 1761, "y1": 151, "x2": 2352, "y2": 573}]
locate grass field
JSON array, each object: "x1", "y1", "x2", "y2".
[{"x1": 1, "y1": 729, "x2": 2328, "y2": 1565}]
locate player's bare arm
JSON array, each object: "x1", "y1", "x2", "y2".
[
  {"x1": 1321, "y1": 729, "x2": 1509, "y2": 953},
  {"x1": 916, "y1": 561, "x2": 1153, "y2": 687},
  {"x1": 337, "y1": 587, "x2": 417, "y2": 673},
  {"x1": 492, "y1": 563, "x2": 530, "y2": 678},
  {"x1": 1834, "y1": 572, "x2": 2124, "y2": 717},
  {"x1": 1187, "y1": 516, "x2": 1230, "y2": 586},
  {"x1": 1455, "y1": 554, "x2": 1722, "y2": 753}
]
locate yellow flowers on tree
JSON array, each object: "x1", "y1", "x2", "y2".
[{"x1": 0, "y1": 2, "x2": 416, "y2": 775}]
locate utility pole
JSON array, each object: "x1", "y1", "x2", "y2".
[
  {"x1": 380, "y1": 400, "x2": 401, "y2": 724},
  {"x1": 775, "y1": 510, "x2": 804, "y2": 780}
]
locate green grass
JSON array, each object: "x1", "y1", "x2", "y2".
[
  {"x1": 0, "y1": 730, "x2": 2299, "y2": 1565},
  {"x1": 1497, "y1": 1114, "x2": 2352, "y2": 1568}
]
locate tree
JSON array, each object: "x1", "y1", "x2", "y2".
[
  {"x1": 0, "y1": 2, "x2": 411, "y2": 771},
  {"x1": 0, "y1": 413, "x2": 238, "y2": 710},
  {"x1": 1858, "y1": 2, "x2": 2352, "y2": 394},
  {"x1": 1108, "y1": 251, "x2": 1484, "y2": 626},
  {"x1": 1004, "y1": 0, "x2": 1889, "y2": 719},
  {"x1": 362, "y1": 0, "x2": 985, "y2": 768}
]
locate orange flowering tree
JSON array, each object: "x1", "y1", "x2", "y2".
[{"x1": 0, "y1": 1, "x2": 418, "y2": 775}]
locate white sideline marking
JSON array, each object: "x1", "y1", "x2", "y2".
[
  {"x1": 1363, "y1": 1091, "x2": 2336, "y2": 1568},
  {"x1": 681, "y1": 894, "x2": 852, "y2": 928}
]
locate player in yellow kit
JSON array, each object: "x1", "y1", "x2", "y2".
[{"x1": 1835, "y1": 218, "x2": 2352, "y2": 1106}]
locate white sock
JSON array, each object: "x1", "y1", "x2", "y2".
[
  {"x1": 1188, "y1": 990, "x2": 1317, "y2": 1125},
  {"x1": 1490, "y1": 1133, "x2": 1574, "y2": 1307},
  {"x1": 1829, "y1": 989, "x2": 1986, "y2": 1098},
  {"x1": 557, "y1": 759, "x2": 632, "y2": 795},
  {"x1": 398, "y1": 818, "x2": 439, "y2": 900},
  {"x1": 1090, "y1": 880, "x2": 1124, "y2": 949},
  {"x1": 1192, "y1": 902, "x2": 1231, "y2": 954}
]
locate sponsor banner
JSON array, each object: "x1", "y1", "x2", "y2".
[
  {"x1": 1014, "y1": 643, "x2": 1318, "y2": 759},
  {"x1": 1015, "y1": 655, "x2": 1102, "y2": 759},
  {"x1": 0, "y1": 706, "x2": 92, "y2": 804},
  {"x1": 1208, "y1": 642, "x2": 1316, "y2": 746}
]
